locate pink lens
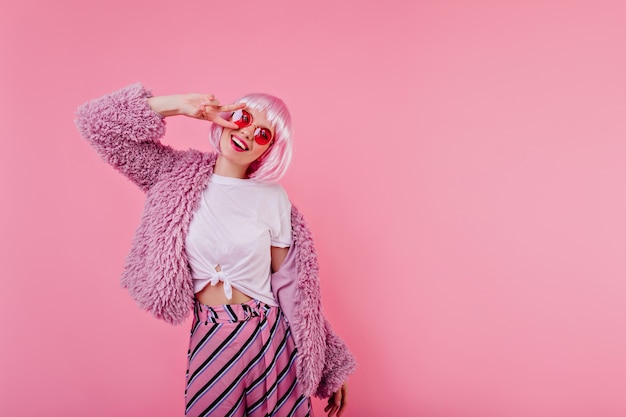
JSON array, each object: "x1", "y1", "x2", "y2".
[
  {"x1": 253, "y1": 127, "x2": 272, "y2": 145},
  {"x1": 231, "y1": 109, "x2": 252, "y2": 128}
]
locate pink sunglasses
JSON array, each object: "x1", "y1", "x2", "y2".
[{"x1": 231, "y1": 109, "x2": 273, "y2": 146}]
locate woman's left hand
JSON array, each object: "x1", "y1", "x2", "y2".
[{"x1": 324, "y1": 382, "x2": 348, "y2": 417}]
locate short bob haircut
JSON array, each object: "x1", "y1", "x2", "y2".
[{"x1": 208, "y1": 93, "x2": 293, "y2": 183}]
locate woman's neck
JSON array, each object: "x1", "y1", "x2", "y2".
[{"x1": 213, "y1": 155, "x2": 249, "y2": 179}]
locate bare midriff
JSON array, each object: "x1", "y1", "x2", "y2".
[{"x1": 195, "y1": 281, "x2": 253, "y2": 306}]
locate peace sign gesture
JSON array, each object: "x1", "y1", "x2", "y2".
[{"x1": 147, "y1": 93, "x2": 245, "y2": 129}]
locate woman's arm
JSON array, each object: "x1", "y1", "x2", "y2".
[
  {"x1": 75, "y1": 83, "x2": 179, "y2": 191},
  {"x1": 317, "y1": 319, "x2": 357, "y2": 398},
  {"x1": 271, "y1": 246, "x2": 289, "y2": 273},
  {"x1": 75, "y1": 84, "x2": 243, "y2": 192},
  {"x1": 271, "y1": 206, "x2": 357, "y2": 401},
  {"x1": 147, "y1": 93, "x2": 242, "y2": 126}
]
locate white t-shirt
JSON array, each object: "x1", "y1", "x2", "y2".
[{"x1": 185, "y1": 174, "x2": 292, "y2": 306}]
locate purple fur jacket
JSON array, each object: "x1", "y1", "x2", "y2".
[{"x1": 75, "y1": 84, "x2": 356, "y2": 398}]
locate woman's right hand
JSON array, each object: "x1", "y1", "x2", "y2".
[{"x1": 147, "y1": 93, "x2": 245, "y2": 129}]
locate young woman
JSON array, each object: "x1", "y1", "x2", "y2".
[{"x1": 76, "y1": 84, "x2": 356, "y2": 417}]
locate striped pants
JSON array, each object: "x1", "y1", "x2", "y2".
[{"x1": 185, "y1": 299, "x2": 313, "y2": 417}]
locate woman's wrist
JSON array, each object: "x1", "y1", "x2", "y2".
[{"x1": 147, "y1": 95, "x2": 184, "y2": 117}]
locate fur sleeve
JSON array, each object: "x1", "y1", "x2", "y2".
[
  {"x1": 315, "y1": 318, "x2": 358, "y2": 398},
  {"x1": 75, "y1": 83, "x2": 180, "y2": 192}
]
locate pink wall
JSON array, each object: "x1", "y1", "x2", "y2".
[{"x1": 2, "y1": 0, "x2": 626, "y2": 416}]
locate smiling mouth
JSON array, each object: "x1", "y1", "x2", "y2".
[{"x1": 231, "y1": 135, "x2": 249, "y2": 151}]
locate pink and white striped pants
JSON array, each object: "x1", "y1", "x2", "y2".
[{"x1": 185, "y1": 299, "x2": 312, "y2": 417}]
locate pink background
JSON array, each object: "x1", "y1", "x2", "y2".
[{"x1": 2, "y1": 0, "x2": 626, "y2": 416}]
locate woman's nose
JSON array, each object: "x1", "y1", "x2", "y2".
[{"x1": 239, "y1": 124, "x2": 256, "y2": 140}]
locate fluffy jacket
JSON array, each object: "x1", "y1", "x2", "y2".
[{"x1": 75, "y1": 83, "x2": 356, "y2": 398}]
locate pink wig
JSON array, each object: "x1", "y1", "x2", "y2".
[{"x1": 208, "y1": 93, "x2": 293, "y2": 183}]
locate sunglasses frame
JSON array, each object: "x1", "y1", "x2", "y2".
[{"x1": 231, "y1": 109, "x2": 273, "y2": 146}]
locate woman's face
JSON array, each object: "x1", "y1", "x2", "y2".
[{"x1": 219, "y1": 107, "x2": 275, "y2": 170}]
